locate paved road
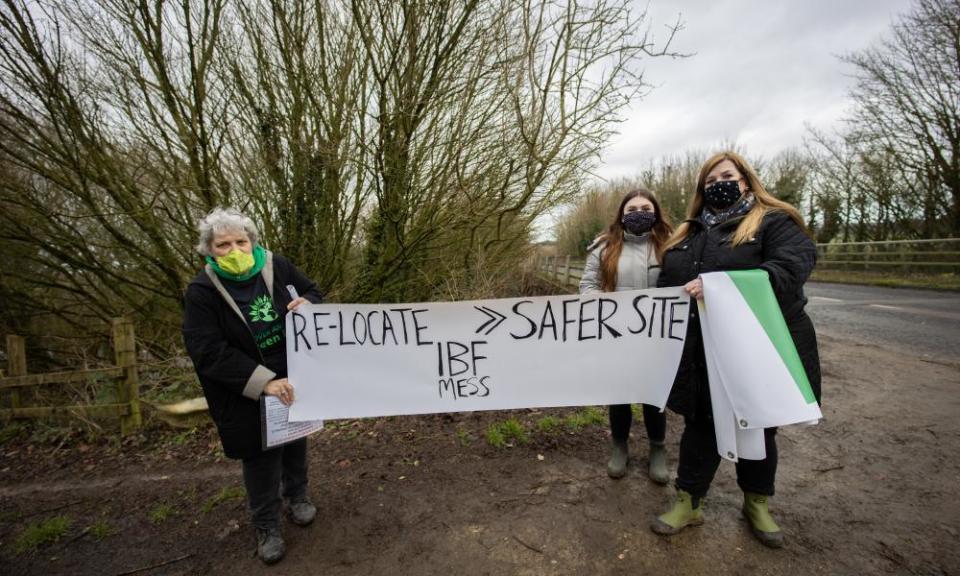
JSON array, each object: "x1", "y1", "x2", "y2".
[{"x1": 805, "y1": 282, "x2": 960, "y2": 365}]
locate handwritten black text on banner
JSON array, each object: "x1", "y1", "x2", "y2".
[{"x1": 286, "y1": 287, "x2": 690, "y2": 421}]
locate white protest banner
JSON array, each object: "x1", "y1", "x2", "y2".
[
  {"x1": 286, "y1": 287, "x2": 690, "y2": 421},
  {"x1": 699, "y1": 270, "x2": 822, "y2": 461}
]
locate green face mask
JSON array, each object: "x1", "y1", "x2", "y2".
[{"x1": 215, "y1": 249, "x2": 255, "y2": 276}]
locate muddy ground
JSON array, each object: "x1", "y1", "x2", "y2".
[{"x1": 1, "y1": 329, "x2": 959, "y2": 576}]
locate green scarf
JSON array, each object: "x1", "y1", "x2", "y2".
[{"x1": 206, "y1": 244, "x2": 267, "y2": 282}]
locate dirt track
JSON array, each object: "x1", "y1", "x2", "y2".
[{"x1": 2, "y1": 329, "x2": 959, "y2": 575}]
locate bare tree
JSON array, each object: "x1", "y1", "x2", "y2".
[
  {"x1": 0, "y1": 0, "x2": 234, "y2": 354},
  {"x1": 762, "y1": 148, "x2": 810, "y2": 208},
  {"x1": 805, "y1": 129, "x2": 874, "y2": 242},
  {"x1": 347, "y1": 0, "x2": 680, "y2": 301},
  {"x1": 0, "y1": 0, "x2": 681, "y2": 359},
  {"x1": 843, "y1": 0, "x2": 960, "y2": 236},
  {"x1": 218, "y1": 0, "x2": 370, "y2": 294},
  {"x1": 638, "y1": 149, "x2": 708, "y2": 223}
]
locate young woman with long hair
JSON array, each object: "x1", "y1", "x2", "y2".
[{"x1": 579, "y1": 188, "x2": 674, "y2": 483}]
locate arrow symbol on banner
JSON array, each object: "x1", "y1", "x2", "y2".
[{"x1": 474, "y1": 305, "x2": 507, "y2": 335}]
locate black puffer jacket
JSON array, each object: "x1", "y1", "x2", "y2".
[
  {"x1": 658, "y1": 210, "x2": 821, "y2": 421},
  {"x1": 181, "y1": 252, "x2": 322, "y2": 459}
]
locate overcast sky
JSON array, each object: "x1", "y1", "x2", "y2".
[{"x1": 595, "y1": 0, "x2": 914, "y2": 181}]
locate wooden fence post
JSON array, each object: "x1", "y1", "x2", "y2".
[
  {"x1": 552, "y1": 256, "x2": 559, "y2": 280},
  {"x1": 6, "y1": 335, "x2": 25, "y2": 410},
  {"x1": 563, "y1": 255, "x2": 572, "y2": 286},
  {"x1": 112, "y1": 318, "x2": 141, "y2": 434}
]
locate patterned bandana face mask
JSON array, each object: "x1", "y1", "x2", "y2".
[
  {"x1": 215, "y1": 249, "x2": 255, "y2": 276},
  {"x1": 621, "y1": 210, "x2": 658, "y2": 235},
  {"x1": 703, "y1": 179, "x2": 743, "y2": 210}
]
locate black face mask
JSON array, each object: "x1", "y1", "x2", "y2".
[
  {"x1": 621, "y1": 210, "x2": 657, "y2": 235},
  {"x1": 703, "y1": 180, "x2": 743, "y2": 210}
]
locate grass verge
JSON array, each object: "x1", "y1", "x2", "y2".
[
  {"x1": 564, "y1": 406, "x2": 606, "y2": 431},
  {"x1": 811, "y1": 270, "x2": 960, "y2": 291},
  {"x1": 14, "y1": 515, "x2": 71, "y2": 554},
  {"x1": 202, "y1": 485, "x2": 246, "y2": 514},
  {"x1": 148, "y1": 503, "x2": 177, "y2": 524},
  {"x1": 486, "y1": 419, "x2": 528, "y2": 448},
  {"x1": 89, "y1": 518, "x2": 113, "y2": 540}
]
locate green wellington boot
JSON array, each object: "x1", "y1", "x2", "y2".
[
  {"x1": 647, "y1": 441, "x2": 669, "y2": 485},
  {"x1": 607, "y1": 438, "x2": 629, "y2": 479},
  {"x1": 650, "y1": 489, "x2": 704, "y2": 535},
  {"x1": 742, "y1": 492, "x2": 784, "y2": 548}
]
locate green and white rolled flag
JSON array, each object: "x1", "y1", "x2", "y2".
[
  {"x1": 699, "y1": 269, "x2": 822, "y2": 462},
  {"x1": 700, "y1": 302, "x2": 766, "y2": 461}
]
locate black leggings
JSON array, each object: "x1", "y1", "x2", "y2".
[
  {"x1": 609, "y1": 403, "x2": 666, "y2": 444},
  {"x1": 675, "y1": 416, "x2": 778, "y2": 498}
]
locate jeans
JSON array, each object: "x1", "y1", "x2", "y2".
[{"x1": 241, "y1": 438, "x2": 309, "y2": 530}]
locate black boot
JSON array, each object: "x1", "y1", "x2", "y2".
[{"x1": 256, "y1": 527, "x2": 286, "y2": 565}]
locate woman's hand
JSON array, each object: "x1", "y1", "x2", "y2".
[
  {"x1": 286, "y1": 297, "x2": 309, "y2": 311},
  {"x1": 264, "y1": 378, "x2": 295, "y2": 406},
  {"x1": 684, "y1": 277, "x2": 704, "y2": 300}
]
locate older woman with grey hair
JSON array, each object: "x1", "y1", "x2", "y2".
[{"x1": 182, "y1": 207, "x2": 323, "y2": 565}]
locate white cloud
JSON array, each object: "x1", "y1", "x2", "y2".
[{"x1": 595, "y1": 0, "x2": 913, "y2": 181}]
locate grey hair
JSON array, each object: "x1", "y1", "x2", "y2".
[{"x1": 194, "y1": 207, "x2": 260, "y2": 256}]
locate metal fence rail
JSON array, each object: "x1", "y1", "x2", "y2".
[
  {"x1": 538, "y1": 237, "x2": 960, "y2": 287},
  {"x1": 816, "y1": 238, "x2": 960, "y2": 272}
]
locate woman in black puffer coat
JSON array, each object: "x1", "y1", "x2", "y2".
[{"x1": 649, "y1": 151, "x2": 821, "y2": 549}]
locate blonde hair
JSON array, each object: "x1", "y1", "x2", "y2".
[{"x1": 663, "y1": 151, "x2": 808, "y2": 251}]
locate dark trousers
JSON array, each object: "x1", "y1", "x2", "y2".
[
  {"x1": 609, "y1": 403, "x2": 666, "y2": 444},
  {"x1": 675, "y1": 416, "x2": 778, "y2": 498},
  {"x1": 241, "y1": 438, "x2": 309, "y2": 530}
]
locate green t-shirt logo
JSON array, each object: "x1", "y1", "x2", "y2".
[{"x1": 249, "y1": 295, "x2": 278, "y2": 323}]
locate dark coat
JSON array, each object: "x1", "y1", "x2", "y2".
[
  {"x1": 657, "y1": 210, "x2": 821, "y2": 421},
  {"x1": 181, "y1": 252, "x2": 322, "y2": 459}
]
